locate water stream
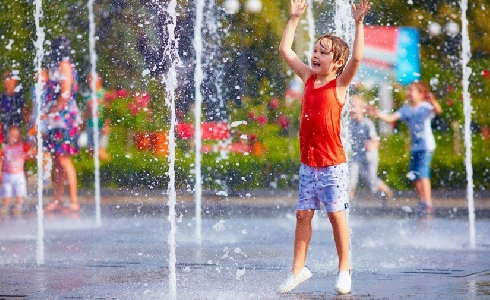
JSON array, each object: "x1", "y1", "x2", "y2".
[
  {"x1": 162, "y1": 1, "x2": 181, "y2": 298},
  {"x1": 193, "y1": 0, "x2": 205, "y2": 246},
  {"x1": 87, "y1": 0, "x2": 101, "y2": 227},
  {"x1": 460, "y1": 0, "x2": 475, "y2": 249},
  {"x1": 33, "y1": 0, "x2": 45, "y2": 266}
]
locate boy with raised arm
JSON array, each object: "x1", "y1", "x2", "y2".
[{"x1": 278, "y1": 0, "x2": 372, "y2": 294}]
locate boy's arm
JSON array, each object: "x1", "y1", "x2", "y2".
[
  {"x1": 365, "y1": 118, "x2": 380, "y2": 151},
  {"x1": 337, "y1": 0, "x2": 372, "y2": 88},
  {"x1": 376, "y1": 110, "x2": 399, "y2": 123},
  {"x1": 367, "y1": 105, "x2": 400, "y2": 123},
  {"x1": 279, "y1": 0, "x2": 311, "y2": 83},
  {"x1": 426, "y1": 93, "x2": 442, "y2": 114},
  {"x1": 365, "y1": 138, "x2": 380, "y2": 151}
]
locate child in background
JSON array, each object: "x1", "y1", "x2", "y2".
[
  {"x1": 370, "y1": 81, "x2": 442, "y2": 216},
  {"x1": 348, "y1": 94, "x2": 393, "y2": 202},
  {"x1": 83, "y1": 72, "x2": 110, "y2": 160},
  {"x1": 278, "y1": 0, "x2": 372, "y2": 294},
  {"x1": 0, "y1": 126, "x2": 31, "y2": 216}
]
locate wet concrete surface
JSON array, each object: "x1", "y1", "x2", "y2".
[{"x1": 0, "y1": 189, "x2": 490, "y2": 299}]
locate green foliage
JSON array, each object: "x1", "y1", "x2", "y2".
[
  {"x1": 106, "y1": 94, "x2": 139, "y2": 130},
  {"x1": 6, "y1": 0, "x2": 490, "y2": 194},
  {"x1": 74, "y1": 123, "x2": 490, "y2": 193},
  {"x1": 0, "y1": 0, "x2": 33, "y2": 86}
]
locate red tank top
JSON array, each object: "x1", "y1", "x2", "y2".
[{"x1": 299, "y1": 76, "x2": 346, "y2": 167}]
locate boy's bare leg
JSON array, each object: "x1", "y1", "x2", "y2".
[
  {"x1": 414, "y1": 178, "x2": 432, "y2": 204},
  {"x1": 378, "y1": 181, "x2": 393, "y2": 198},
  {"x1": 52, "y1": 157, "x2": 64, "y2": 202},
  {"x1": 348, "y1": 189, "x2": 355, "y2": 200},
  {"x1": 15, "y1": 196, "x2": 22, "y2": 206},
  {"x1": 2, "y1": 197, "x2": 10, "y2": 208},
  {"x1": 328, "y1": 210, "x2": 350, "y2": 271},
  {"x1": 57, "y1": 155, "x2": 78, "y2": 206},
  {"x1": 292, "y1": 209, "x2": 315, "y2": 274},
  {"x1": 11, "y1": 196, "x2": 24, "y2": 215},
  {"x1": 1, "y1": 197, "x2": 10, "y2": 215},
  {"x1": 99, "y1": 147, "x2": 110, "y2": 160}
]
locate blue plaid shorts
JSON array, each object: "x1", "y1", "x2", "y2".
[{"x1": 298, "y1": 163, "x2": 349, "y2": 212}]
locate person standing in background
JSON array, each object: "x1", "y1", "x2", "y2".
[
  {"x1": 0, "y1": 126, "x2": 31, "y2": 216},
  {"x1": 43, "y1": 36, "x2": 81, "y2": 214},
  {"x1": 369, "y1": 81, "x2": 442, "y2": 216},
  {"x1": 348, "y1": 94, "x2": 393, "y2": 203},
  {"x1": 83, "y1": 72, "x2": 110, "y2": 160}
]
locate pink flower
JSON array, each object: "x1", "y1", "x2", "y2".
[
  {"x1": 133, "y1": 91, "x2": 150, "y2": 107},
  {"x1": 116, "y1": 89, "x2": 129, "y2": 98},
  {"x1": 482, "y1": 70, "x2": 489, "y2": 78},
  {"x1": 104, "y1": 91, "x2": 117, "y2": 102},
  {"x1": 269, "y1": 97, "x2": 280, "y2": 110},
  {"x1": 128, "y1": 102, "x2": 140, "y2": 115},
  {"x1": 277, "y1": 114, "x2": 290, "y2": 129},
  {"x1": 248, "y1": 111, "x2": 256, "y2": 120},
  {"x1": 257, "y1": 115, "x2": 267, "y2": 125},
  {"x1": 69, "y1": 128, "x2": 77, "y2": 137}
]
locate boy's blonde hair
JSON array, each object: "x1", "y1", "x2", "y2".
[{"x1": 316, "y1": 34, "x2": 349, "y2": 76}]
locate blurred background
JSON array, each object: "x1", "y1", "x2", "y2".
[{"x1": 0, "y1": 0, "x2": 489, "y2": 193}]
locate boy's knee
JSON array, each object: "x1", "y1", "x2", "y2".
[
  {"x1": 296, "y1": 210, "x2": 314, "y2": 221},
  {"x1": 327, "y1": 210, "x2": 346, "y2": 223}
]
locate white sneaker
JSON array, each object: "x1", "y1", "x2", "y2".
[
  {"x1": 277, "y1": 266, "x2": 312, "y2": 293},
  {"x1": 335, "y1": 270, "x2": 351, "y2": 294}
]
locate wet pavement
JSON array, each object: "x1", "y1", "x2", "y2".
[{"x1": 0, "y1": 189, "x2": 490, "y2": 299}]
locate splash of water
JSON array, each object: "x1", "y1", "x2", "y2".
[
  {"x1": 87, "y1": 0, "x2": 101, "y2": 226},
  {"x1": 461, "y1": 0, "x2": 474, "y2": 249},
  {"x1": 334, "y1": 0, "x2": 354, "y2": 149},
  {"x1": 334, "y1": 0, "x2": 354, "y2": 268},
  {"x1": 33, "y1": 0, "x2": 45, "y2": 266},
  {"x1": 162, "y1": 0, "x2": 181, "y2": 298},
  {"x1": 205, "y1": 1, "x2": 226, "y2": 117},
  {"x1": 305, "y1": 0, "x2": 315, "y2": 58},
  {"x1": 194, "y1": 0, "x2": 204, "y2": 245},
  {"x1": 334, "y1": 0, "x2": 354, "y2": 43}
]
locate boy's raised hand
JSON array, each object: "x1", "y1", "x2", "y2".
[
  {"x1": 290, "y1": 0, "x2": 307, "y2": 18},
  {"x1": 351, "y1": 0, "x2": 372, "y2": 23}
]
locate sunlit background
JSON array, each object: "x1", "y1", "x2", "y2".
[{"x1": 0, "y1": 0, "x2": 489, "y2": 193}]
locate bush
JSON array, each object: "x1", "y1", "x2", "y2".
[{"x1": 72, "y1": 123, "x2": 490, "y2": 193}]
